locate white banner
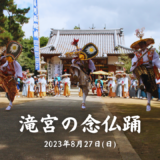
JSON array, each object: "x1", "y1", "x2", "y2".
[
  {"x1": 54, "y1": 64, "x2": 63, "y2": 77},
  {"x1": 33, "y1": 0, "x2": 40, "y2": 70}
]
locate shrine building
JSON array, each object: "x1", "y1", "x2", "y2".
[{"x1": 40, "y1": 28, "x2": 134, "y2": 79}]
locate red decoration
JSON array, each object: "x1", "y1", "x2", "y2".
[
  {"x1": 64, "y1": 69, "x2": 67, "y2": 72},
  {"x1": 71, "y1": 39, "x2": 79, "y2": 46}
]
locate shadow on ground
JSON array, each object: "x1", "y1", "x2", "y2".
[
  {"x1": 106, "y1": 99, "x2": 160, "y2": 160},
  {"x1": 0, "y1": 97, "x2": 122, "y2": 160}
]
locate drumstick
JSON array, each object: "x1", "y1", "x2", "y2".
[{"x1": 133, "y1": 46, "x2": 153, "y2": 66}]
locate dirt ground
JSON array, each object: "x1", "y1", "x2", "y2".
[
  {"x1": 0, "y1": 92, "x2": 41, "y2": 109},
  {"x1": 102, "y1": 97, "x2": 160, "y2": 160}
]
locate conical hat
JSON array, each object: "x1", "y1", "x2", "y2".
[
  {"x1": 48, "y1": 79, "x2": 53, "y2": 82},
  {"x1": 122, "y1": 72, "x2": 127, "y2": 76},
  {"x1": 37, "y1": 70, "x2": 47, "y2": 73},
  {"x1": 115, "y1": 70, "x2": 124, "y2": 74},
  {"x1": 27, "y1": 73, "x2": 34, "y2": 76},
  {"x1": 39, "y1": 74, "x2": 45, "y2": 77},
  {"x1": 61, "y1": 73, "x2": 71, "y2": 77},
  {"x1": 130, "y1": 28, "x2": 154, "y2": 49},
  {"x1": 116, "y1": 73, "x2": 122, "y2": 77},
  {"x1": 107, "y1": 76, "x2": 115, "y2": 79}
]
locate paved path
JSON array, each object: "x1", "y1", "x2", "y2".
[{"x1": 0, "y1": 96, "x2": 141, "y2": 160}]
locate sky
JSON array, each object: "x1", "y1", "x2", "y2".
[{"x1": 14, "y1": 0, "x2": 160, "y2": 50}]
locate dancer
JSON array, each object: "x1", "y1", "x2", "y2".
[
  {"x1": 78, "y1": 88, "x2": 83, "y2": 97},
  {"x1": 69, "y1": 39, "x2": 98, "y2": 109},
  {"x1": 0, "y1": 41, "x2": 23, "y2": 110},
  {"x1": 130, "y1": 28, "x2": 160, "y2": 111}
]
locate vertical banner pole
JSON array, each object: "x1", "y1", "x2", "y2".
[{"x1": 33, "y1": 0, "x2": 40, "y2": 71}]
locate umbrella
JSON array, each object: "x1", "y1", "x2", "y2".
[{"x1": 91, "y1": 70, "x2": 109, "y2": 75}]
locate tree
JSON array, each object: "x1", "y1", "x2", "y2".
[
  {"x1": 17, "y1": 36, "x2": 49, "y2": 73},
  {"x1": 119, "y1": 54, "x2": 132, "y2": 74},
  {"x1": 74, "y1": 26, "x2": 80, "y2": 29},
  {"x1": 0, "y1": 0, "x2": 30, "y2": 46},
  {"x1": 40, "y1": 36, "x2": 49, "y2": 47},
  {"x1": 156, "y1": 45, "x2": 160, "y2": 56},
  {"x1": 17, "y1": 36, "x2": 35, "y2": 72}
]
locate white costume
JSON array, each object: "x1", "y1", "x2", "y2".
[
  {"x1": 130, "y1": 49, "x2": 160, "y2": 72},
  {"x1": 122, "y1": 76, "x2": 129, "y2": 98},
  {"x1": 108, "y1": 80, "x2": 116, "y2": 93},
  {"x1": 130, "y1": 49, "x2": 160, "y2": 111},
  {"x1": 122, "y1": 77, "x2": 128, "y2": 92},
  {"x1": 22, "y1": 79, "x2": 27, "y2": 96},
  {"x1": 0, "y1": 57, "x2": 22, "y2": 78},
  {"x1": 116, "y1": 78, "x2": 122, "y2": 97},
  {"x1": 26, "y1": 77, "x2": 34, "y2": 92},
  {"x1": 38, "y1": 77, "x2": 47, "y2": 92},
  {"x1": 63, "y1": 77, "x2": 70, "y2": 85}
]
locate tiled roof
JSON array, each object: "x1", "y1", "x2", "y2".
[{"x1": 40, "y1": 29, "x2": 134, "y2": 57}]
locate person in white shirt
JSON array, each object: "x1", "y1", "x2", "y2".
[
  {"x1": 62, "y1": 73, "x2": 71, "y2": 97},
  {"x1": 116, "y1": 74, "x2": 122, "y2": 97},
  {"x1": 38, "y1": 74, "x2": 47, "y2": 98},
  {"x1": 26, "y1": 73, "x2": 34, "y2": 98},
  {"x1": 108, "y1": 76, "x2": 116, "y2": 98},
  {"x1": 130, "y1": 28, "x2": 160, "y2": 111},
  {"x1": 122, "y1": 73, "x2": 129, "y2": 98},
  {"x1": 22, "y1": 78, "x2": 28, "y2": 97},
  {"x1": 129, "y1": 75, "x2": 137, "y2": 98}
]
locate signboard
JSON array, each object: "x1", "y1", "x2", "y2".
[
  {"x1": 33, "y1": 0, "x2": 40, "y2": 70},
  {"x1": 54, "y1": 64, "x2": 63, "y2": 77}
]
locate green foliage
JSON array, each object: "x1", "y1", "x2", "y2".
[
  {"x1": 17, "y1": 36, "x2": 35, "y2": 72},
  {"x1": 119, "y1": 54, "x2": 132, "y2": 74},
  {"x1": 74, "y1": 26, "x2": 80, "y2": 29},
  {"x1": 17, "y1": 36, "x2": 49, "y2": 73},
  {"x1": 0, "y1": 0, "x2": 30, "y2": 46},
  {"x1": 40, "y1": 36, "x2": 49, "y2": 47},
  {"x1": 157, "y1": 46, "x2": 160, "y2": 56}
]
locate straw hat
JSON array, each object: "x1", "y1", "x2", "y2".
[
  {"x1": 122, "y1": 73, "x2": 127, "y2": 76},
  {"x1": 61, "y1": 73, "x2": 71, "y2": 77},
  {"x1": 129, "y1": 74, "x2": 135, "y2": 78},
  {"x1": 107, "y1": 76, "x2": 116, "y2": 80},
  {"x1": 37, "y1": 70, "x2": 47, "y2": 73},
  {"x1": 39, "y1": 74, "x2": 45, "y2": 77},
  {"x1": 27, "y1": 73, "x2": 34, "y2": 77},
  {"x1": 48, "y1": 79, "x2": 53, "y2": 82},
  {"x1": 116, "y1": 73, "x2": 122, "y2": 77},
  {"x1": 130, "y1": 28, "x2": 154, "y2": 50},
  {"x1": 115, "y1": 70, "x2": 124, "y2": 74}
]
